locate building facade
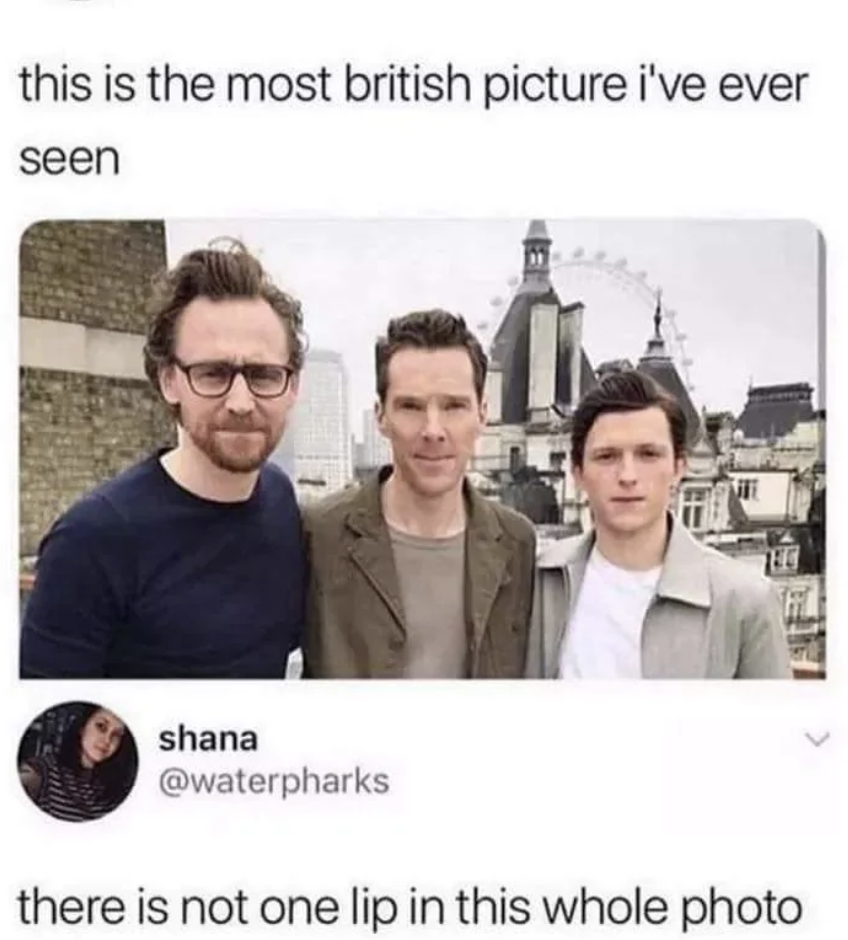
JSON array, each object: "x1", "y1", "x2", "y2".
[
  {"x1": 359, "y1": 407, "x2": 392, "y2": 470},
  {"x1": 280, "y1": 349, "x2": 352, "y2": 500}
]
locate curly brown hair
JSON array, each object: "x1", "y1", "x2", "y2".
[{"x1": 143, "y1": 238, "x2": 306, "y2": 400}]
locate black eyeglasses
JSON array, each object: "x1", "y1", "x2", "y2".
[{"x1": 171, "y1": 358, "x2": 295, "y2": 399}]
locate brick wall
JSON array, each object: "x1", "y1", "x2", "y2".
[
  {"x1": 20, "y1": 369, "x2": 175, "y2": 556},
  {"x1": 19, "y1": 221, "x2": 174, "y2": 559},
  {"x1": 20, "y1": 220, "x2": 166, "y2": 332}
]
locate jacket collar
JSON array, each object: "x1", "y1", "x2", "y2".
[
  {"x1": 343, "y1": 466, "x2": 511, "y2": 645},
  {"x1": 540, "y1": 514, "x2": 711, "y2": 609},
  {"x1": 344, "y1": 465, "x2": 504, "y2": 538},
  {"x1": 654, "y1": 516, "x2": 712, "y2": 608}
]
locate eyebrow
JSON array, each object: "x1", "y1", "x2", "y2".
[
  {"x1": 589, "y1": 442, "x2": 670, "y2": 454},
  {"x1": 188, "y1": 358, "x2": 286, "y2": 367},
  {"x1": 394, "y1": 394, "x2": 473, "y2": 404}
]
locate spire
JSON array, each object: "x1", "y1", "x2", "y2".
[
  {"x1": 519, "y1": 219, "x2": 552, "y2": 292},
  {"x1": 642, "y1": 288, "x2": 669, "y2": 360},
  {"x1": 653, "y1": 288, "x2": 663, "y2": 339},
  {"x1": 637, "y1": 289, "x2": 702, "y2": 445},
  {"x1": 526, "y1": 219, "x2": 550, "y2": 242}
]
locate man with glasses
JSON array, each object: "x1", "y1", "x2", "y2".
[{"x1": 20, "y1": 241, "x2": 306, "y2": 679}]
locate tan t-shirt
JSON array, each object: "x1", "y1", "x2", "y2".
[{"x1": 388, "y1": 526, "x2": 467, "y2": 678}]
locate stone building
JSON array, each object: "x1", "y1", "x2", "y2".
[
  {"x1": 722, "y1": 383, "x2": 826, "y2": 665},
  {"x1": 475, "y1": 220, "x2": 595, "y2": 530},
  {"x1": 474, "y1": 219, "x2": 711, "y2": 531},
  {"x1": 19, "y1": 221, "x2": 173, "y2": 560}
]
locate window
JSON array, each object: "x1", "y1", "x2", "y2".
[
  {"x1": 681, "y1": 487, "x2": 710, "y2": 532},
  {"x1": 771, "y1": 545, "x2": 799, "y2": 573},
  {"x1": 785, "y1": 588, "x2": 808, "y2": 622},
  {"x1": 736, "y1": 478, "x2": 759, "y2": 500},
  {"x1": 789, "y1": 641, "x2": 809, "y2": 659}
]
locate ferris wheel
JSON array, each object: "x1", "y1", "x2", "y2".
[{"x1": 476, "y1": 247, "x2": 697, "y2": 395}]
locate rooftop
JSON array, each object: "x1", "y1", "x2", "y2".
[{"x1": 737, "y1": 382, "x2": 816, "y2": 440}]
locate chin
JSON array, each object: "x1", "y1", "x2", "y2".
[
  {"x1": 601, "y1": 510, "x2": 662, "y2": 535},
  {"x1": 209, "y1": 441, "x2": 271, "y2": 473},
  {"x1": 410, "y1": 473, "x2": 461, "y2": 498}
]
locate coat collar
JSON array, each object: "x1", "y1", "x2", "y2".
[
  {"x1": 343, "y1": 467, "x2": 511, "y2": 645},
  {"x1": 539, "y1": 514, "x2": 711, "y2": 609}
]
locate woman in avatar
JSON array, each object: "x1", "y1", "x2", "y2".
[{"x1": 19, "y1": 704, "x2": 137, "y2": 822}]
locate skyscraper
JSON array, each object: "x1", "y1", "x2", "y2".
[
  {"x1": 280, "y1": 349, "x2": 352, "y2": 494},
  {"x1": 361, "y1": 407, "x2": 392, "y2": 469}
]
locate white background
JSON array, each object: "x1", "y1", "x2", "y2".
[{"x1": 2, "y1": 1, "x2": 844, "y2": 937}]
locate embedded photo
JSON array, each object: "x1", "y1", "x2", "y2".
[
  {"x1": 17, "y1": 701, "x2": 138, "y2": 822},
  {"x1": 18, "y1": 220, "x2": 825, "y2": 680}
]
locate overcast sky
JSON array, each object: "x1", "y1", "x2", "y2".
[{"x1": 166, "y1": 220, "x2": 821, "y2": 439}]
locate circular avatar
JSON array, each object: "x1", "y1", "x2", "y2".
[{"x1": 18, "y1": 701, "x2": 138, "y2": 822}]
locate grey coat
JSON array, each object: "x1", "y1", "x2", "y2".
[{"x1": 526, "y1": 516, "x2": 792, "y2": 679}]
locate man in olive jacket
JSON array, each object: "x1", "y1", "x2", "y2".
[{"x1": 302, "y1": 310, "x2": 536, "y2": 678}]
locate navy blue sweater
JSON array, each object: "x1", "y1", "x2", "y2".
[{"x1": 20, "y1": 453, "x2": 305, "y2": 678}]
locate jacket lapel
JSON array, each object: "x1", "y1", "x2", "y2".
[
  {"x1": 347, "y1": 535, "x2": 406, "y2": 628},
  {"x1": 344, "y1": 470, "x2": 405, "y2": 629},
  {"x1": 465, "y1": 487, "x2": 511, "y2": 651},
  {"x1": 342, "y1": 472, "x2": 516, "y2": 649},
  {"x1": 655, "y1": 516, "x2": 712, "y2": 608}
]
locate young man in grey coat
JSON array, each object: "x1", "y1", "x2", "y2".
[{"x1": 526, "y1": 370, "x2": 791, "y2": 679}]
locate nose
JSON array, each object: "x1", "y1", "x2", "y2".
[
  {"x1": 224, "y1": 373, "x2": 256, "y2": 414},
  {"x1": 617, "y1": 453, "x2": 638, "y2": 485},
  {"x1": 421, "y1": 405, "x2": 446, "y2": 440}
]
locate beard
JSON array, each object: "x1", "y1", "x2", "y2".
[{"x1": 187, "y1": 414, "x2": 283, "y2": 474}]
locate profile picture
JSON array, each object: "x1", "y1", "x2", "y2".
[{"x1": 17, "y1": 701, "x2": 138, "y2": 822}]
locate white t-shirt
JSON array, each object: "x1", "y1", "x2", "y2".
[{"x1": 558, "y1": 547, "x2": 661, "y2": 679}]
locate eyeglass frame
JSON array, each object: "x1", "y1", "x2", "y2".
[{"x1": 169, "y1": 356, "x2": 296, "y2": 399}]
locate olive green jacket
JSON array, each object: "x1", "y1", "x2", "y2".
[
  {"x1": 526, "y1": 515, "x2": 792, "y2": 679},
  {"x1": 302, "y1": 468, "x2": 536, "y2": 678}
]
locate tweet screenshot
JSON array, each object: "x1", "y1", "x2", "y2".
[{"x1": 3, "y1": 0, "x2": 844, "y2": 937}]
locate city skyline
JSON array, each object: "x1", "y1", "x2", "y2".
[{"x1": 165, "y1": 219, "x2": 822, "y2": 427}]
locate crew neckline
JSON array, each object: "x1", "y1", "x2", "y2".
[
  {"x1": 153, "y1": 448, "x2": 263, "y2": 509},
  {"x1": 387, "y1": 523, "x2": 465, "y2": 549}
]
